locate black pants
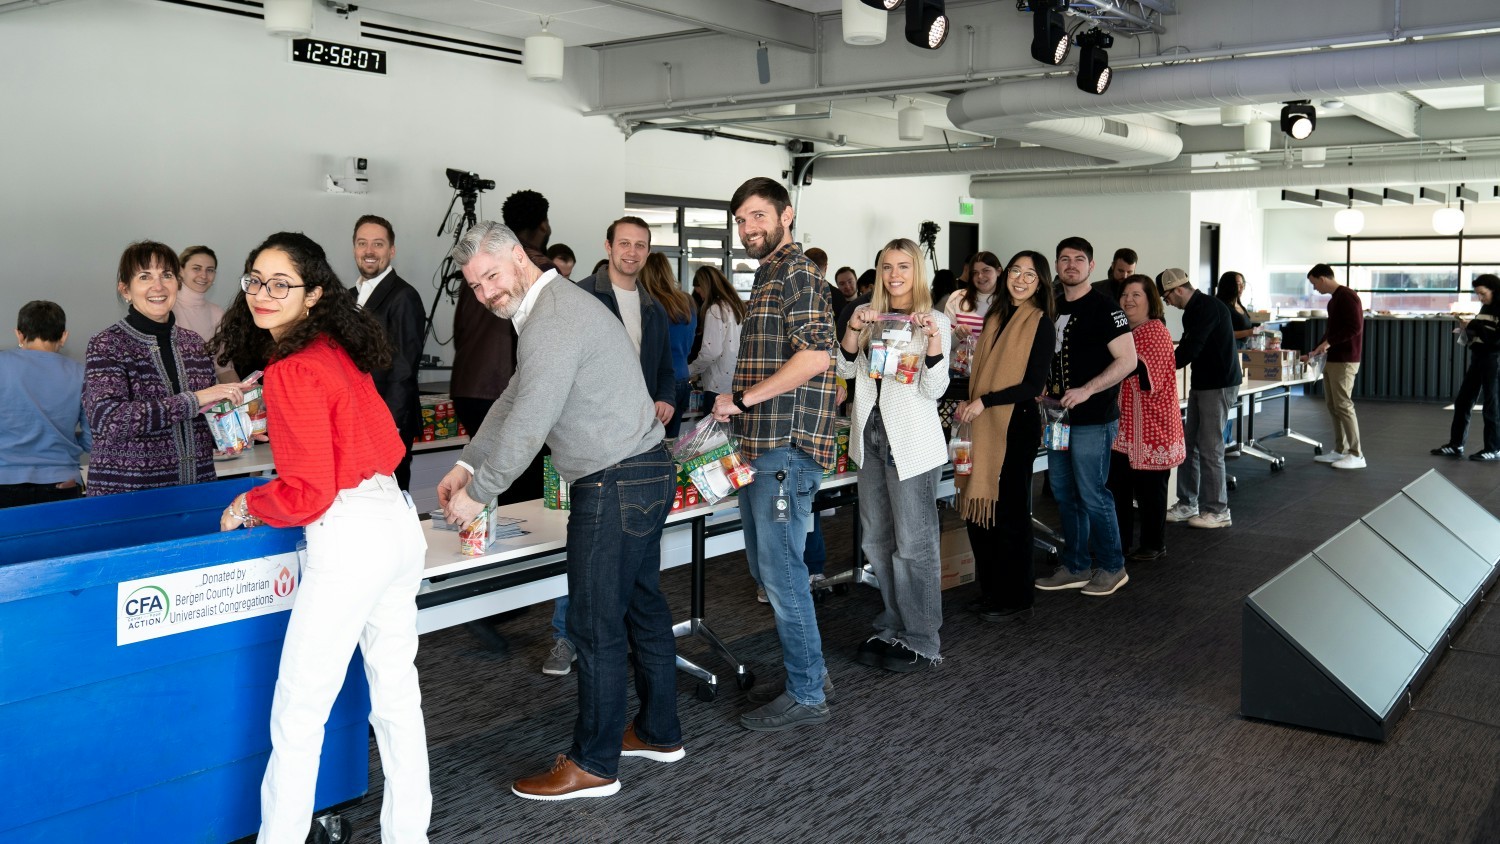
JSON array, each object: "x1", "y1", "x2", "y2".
[
  {"x1": 1451, "y1": 352, "x2": 1500, "y2": 453},
  {"x1": 965, "y1": 405, "x2": 1039, "y2": 610},
  {"x1": 0, "y1": 481, "x2": 83, "y2": 509},
  {"x1": 454, "y1": 396, "x2": 548, "y2": 507},
  {"x1": 1107, "y1": 450, "x2": 1169, "y2": 554}
]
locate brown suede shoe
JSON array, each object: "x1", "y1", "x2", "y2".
[
  {"x1": 512, "y1": 754, "x2": 620, "y2": 801},
  {"x1": 620, "y1": 724, "x2": 685, "y2": 763}
]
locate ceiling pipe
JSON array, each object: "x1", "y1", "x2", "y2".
[
  {"x1": 968, "y1": 156, "x2": 1500, "y2": 199},
  {"x1": 815, "y1": 147, "x2": 1111, "y2": 180},
  {"x1": 948, "y1": 34, "x2": 1500, "y2": 132}
]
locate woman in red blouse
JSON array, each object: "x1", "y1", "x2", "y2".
[
  {"x1": 211, "y1": 232, "x2": 431, "y2": 843},
  {"x1": 1108, "y1": 275, "x2": 1186, "y2": 562}
]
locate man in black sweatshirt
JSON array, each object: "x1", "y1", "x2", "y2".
[{"x1": 1160, "y1": 268, "x2": 1242, "y2": 530}]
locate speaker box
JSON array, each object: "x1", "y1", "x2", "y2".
[{"x1": 1241, "y1": 470, "x2": 1499, "y2": 740}]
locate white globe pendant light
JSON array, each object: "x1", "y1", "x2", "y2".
[
  {"x1": 1333, "y1": 208, "x2": 1365, "y2": 236},
  {"x1": 1433, "y1": 207, "x2": 1466, "y2": 236}
]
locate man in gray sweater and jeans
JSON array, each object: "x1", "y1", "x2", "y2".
[{"x1": 439, "y1": 221, "x2": 682, "y2": 802}]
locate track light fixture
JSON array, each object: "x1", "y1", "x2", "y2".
[
  {"x1": 1280, "y1": 101, "x2": 1316, "y2": 140},
  {"x1": 904, "y1": 0, "x2": 949, "y2": 49},
  {"x1": 1076, "y1": 29, "x2": 1112, "y2": 95},
  {"x1": 862, "y1": 0, "x2": 904, "y2": 8},
  {"x1": 1030, "y1": 0, "x2": 1070, "y2": 65}
]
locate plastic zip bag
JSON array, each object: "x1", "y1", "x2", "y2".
[
  {"x1": 1040, "y1": 397, "x2": 1070, "y2": 451},
  {"x1": 672, "y1": 416, "x2": 756, "y2": 504},
  {"x1": 949, "y1": 422, "x2": 973, "y2": 476},
  {"x1": 865, "y1": 313, "x2": 925, "y2": 384}
]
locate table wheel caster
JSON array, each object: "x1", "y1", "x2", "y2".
[
  {"x1": 1314, "y1": 446, "x2": 1323, "y2": 456},
  {"x1": 1227, "y1": 477, "x2": 1237, "y2": 491},
  {"x1": 695, "y1": 682, "x2": 717, "y2": 702},
  {"x1": 1271, "y1": 460, "x2": 1285, "y2": 473},
  {"x1": 312, "y1": 814, "x2": 352, "y2": 844},
  {"x1": 833, "y1": 583, "x2": 850, "y2": 596},
  {"x1": 737, "y1": 670, "x2": 756, "y2": 691}
]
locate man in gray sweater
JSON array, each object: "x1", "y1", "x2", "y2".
[{"x1": 438, "y1": 221, "x2": 682, "y2": 802}]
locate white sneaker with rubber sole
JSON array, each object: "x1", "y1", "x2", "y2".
[{"x1": 1315, "y1": 451, "x2": 1346, "y2": 464}]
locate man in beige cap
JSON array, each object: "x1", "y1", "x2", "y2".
[{"x1": 1160, "y1": 268, "x2": 1242, "y2": 530}]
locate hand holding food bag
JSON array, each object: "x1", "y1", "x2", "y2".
[{"x1": 672, "y1": 417, "x2": 756, "y2": 504}]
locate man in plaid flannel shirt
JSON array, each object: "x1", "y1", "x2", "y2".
[{"x1": 712, "y1": 176, "x2": 838, "y2": 733}]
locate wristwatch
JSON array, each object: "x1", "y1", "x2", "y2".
[{"x1": 732, "y1": 390, "x2": 750, "y2": 412}]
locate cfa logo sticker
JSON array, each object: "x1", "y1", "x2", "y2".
[
  {"x1": 124, "y1": 585, "x2": 169, "y2": 628},
  {"x1": 273, "y1": 566, "x2": 296, "y2": 598}
]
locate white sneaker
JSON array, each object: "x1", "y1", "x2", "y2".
[
  {"x1": 756, "y1": 585, "x2": 769, "y2": 604},
  {"x1": 1314, "y1": 451, "x2": 1346, "y2": 464},
  {"x1": 1333, "y1": 454, "x2": 1367, "y2": 470},
  {"x1": 1165, "y1": 503, "x2": 1199, "y2": 522},
  {"x1": 1188, "y1": 511, "x2": 1233, "y2": 529}
]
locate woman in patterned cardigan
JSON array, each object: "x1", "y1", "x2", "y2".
[
  {"x1": 84, "y1": 241, "x2": 245, "y2": 496},
  {"x1": 1108, "y1": 275, "x2": 1186, "y2": 561}
]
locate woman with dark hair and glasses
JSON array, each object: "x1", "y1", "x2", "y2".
[
  {"x1": 209, "y1": 232, "x2": 431, "y2": 842},
  {"x1": 1109, "y1": 275, "x2": 1185, "y2": 561},
  {"x1": 950, "y1": 251, "x2": 1056, "y2": 622},
  {"x1": 84, "y1": 241, "x2": 246, "y2": 496},
  {"x1": 1434, "y1": 274, "x2": 1500, "y2": 461}
]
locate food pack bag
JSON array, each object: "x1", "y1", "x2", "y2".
[
  {"x1": 865, "y1": 314, "x2": 925, "y2": 384},
  {"x1": 672, "y1": 416, "x2": 756, "y2": 504},
  {"x1": 949, "y1": 422, "x2": 973, "y2": 476},
  {"x1": 203, "y1": 371, "x2": 264, "y2": 455},
  {"x1": 1040, "y1": 397, "x2": 1070, "y2": 451}
]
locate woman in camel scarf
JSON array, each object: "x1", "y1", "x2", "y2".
[{"x1": 951, "y1": 251, "x2": 1056, "y2": 621}]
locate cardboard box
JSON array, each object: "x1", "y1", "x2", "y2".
[
  {"x1": 940, "y1": 528, "x2": 976, "y2": 591},
  {"x1": 1242, "y1": 349, "x2": 1297, "y2": 368}
]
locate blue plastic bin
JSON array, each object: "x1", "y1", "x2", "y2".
[{"x1": 0, "y1": 479, "x2": 369, "y2": 844}]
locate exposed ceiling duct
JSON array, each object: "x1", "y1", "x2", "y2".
[
  {"x1": 968, "y1": 157, "x2": 1500, "y2": 199},
  {"x1": 814, "y1": 146, "x2": 1110, "y2": 180},
  {"x1": 947, "y1": 33, "x2": 1500, "y2": 129}
]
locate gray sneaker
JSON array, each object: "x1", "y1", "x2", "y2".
[
  {"x1": 739, "y1": 691, "x2": 831, "y2": 732},
  {"x1": 746, "y1": 673, "x2": 835, "y2": 705},
  {"x1": 1034, "y1": 565, "x2": 1091, "y2": 591},
  {"x1": 1165, "y1": 502, "x2": 1199, "y2": 522},
  {"x1": 1081, "y1": 568, "x2": 1129, "y2": 597},
  {"x1": 541, "y1": 638, "x2": 577, "y2": 676}
]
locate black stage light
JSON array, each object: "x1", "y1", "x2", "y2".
[
  {"x1": 1030, "y1": 0, "x2": 1070, "y2": 65},
  {"x1": 1076, "y1": 29, "x2": 1112, "y2": 95},
  {"x1": 861, "y1": 0, "x2": 904, "y2": 9},
  {"x1": 1281, "y1": 101, "x2": 1316, "y2": 139},
  {"x1": 905, "y1": 0, "x2": 949, "y2": 49}
]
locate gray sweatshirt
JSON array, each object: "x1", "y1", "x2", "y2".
[{"x1": 461, "y1": 275, "x2": 663, "y2": 503}]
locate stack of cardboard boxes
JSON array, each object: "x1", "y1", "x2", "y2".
[
  {"x1": 418, "y1": 394, "x2": 466, "y2": 443},
  {"x1": 541, "y1": 455, "x2": 570, "y2": 510},
  {"x1": 1241, "y1": 349, "x2": 1301, "y2": 382}
]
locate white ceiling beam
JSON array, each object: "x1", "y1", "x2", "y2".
[
  {"x1": 594, "y1": 0, "x2": 816, "y2": 52},
  {"x1": 1339, "y1": 93, "x2": 1420, "y2": 139}
]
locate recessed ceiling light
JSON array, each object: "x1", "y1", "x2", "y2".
[{"x1": 1321, "y1": 99, "x2": 1345, "y2": 110}]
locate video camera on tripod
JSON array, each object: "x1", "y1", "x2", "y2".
[
  {"x1": 424, "y1": 168, "x2": 497, "y2": 345},
  {"x1": 445, "y1": 168, "x2": 495, "y2": 195},
  {"x1": 918, "y1": 220, "x2": 941, "y2": 274}
]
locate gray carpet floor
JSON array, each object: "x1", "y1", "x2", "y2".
[{"x1": 340, "y1": 397, "x2": 1500, "y2": 844}]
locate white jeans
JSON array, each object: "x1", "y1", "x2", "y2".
[{"x1": 259, "y1": 474, "x2": 431, "y2": 844}]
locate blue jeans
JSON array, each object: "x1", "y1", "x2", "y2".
[
  {"x1": 666, "y1": 378, "x2": 692, "y2": 438},
  {"x1": 551, "y1": 597, "x2": 568, "y2": 640},
  {"x1": 739, "y1": 446, "x2": 829, "y2": 705},
  {"x1": 564, "y1": 445, "x2": 680, "y2": 779},
  {"x1": 804, "y1": 514, "x2": 826, "y2": 576},
  {"x1": 1048, "y1": 420, "x2": 1124, "y2": 575}
]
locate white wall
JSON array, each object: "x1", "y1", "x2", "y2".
[
  {"x1": 794, "y1": 173, "x2": 980, "y2": 277},
  {"x1": 1190, "y1": 189, "x2": 1266, "y2": 305},
  {"x1": 0, "y1": 0, "x2": 974, "y2": 368}
]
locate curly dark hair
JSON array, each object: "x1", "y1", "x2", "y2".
[
  {"x1": 502, "y1": 189, "x2": 549, "y2": 234},
  {"x1": 209, "y1": 232, "x2": 392, "y2": 373}
]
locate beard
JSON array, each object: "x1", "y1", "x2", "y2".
[{"x1": 743, "y1": 222, "x2": 785, "y2": 260}]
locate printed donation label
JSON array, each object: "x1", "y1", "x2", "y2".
[{"x1": 117, "y1": 552, "x2": 300, "y2": 646}]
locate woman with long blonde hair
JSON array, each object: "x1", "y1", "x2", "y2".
[
  {"x1": 638, "y1": 252, "x2": 698, "y2": 436},
  {"x1": 836, "y1": 238, "x2": 951, "y2": 672}
]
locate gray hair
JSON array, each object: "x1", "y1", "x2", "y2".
[{"x1": 451, "y1": 220, "x2": 521, "y2": 269}]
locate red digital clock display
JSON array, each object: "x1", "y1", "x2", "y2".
[{"x1": 291, "y1": 38, "x2": 386, "y2": 75}]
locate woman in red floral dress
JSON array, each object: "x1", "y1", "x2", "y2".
[{"x1": 1108, "y1": 275, "x2": 1185, "y2": 561}]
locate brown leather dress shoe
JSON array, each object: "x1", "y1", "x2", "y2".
[
  {"x1": 512, "y1": 754, "x2": 620, "y2": 801},
  {"x1": 620, "y1": 724, "x2": 685, "y2": 763}
]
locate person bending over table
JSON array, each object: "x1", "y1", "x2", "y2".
[
  {"x1": 951, "y1": 250, "x2": 1055, "y2": 622},
  {"x1": 85, "y1": 240, "x2": 244, "y2": 496},
  {"x1": 1109, "y1": 275, "x2": 1184, "y2": 562},
  {"x1": 1434, "y1": 273, "x2": 1500, "y2": 461},
  {"x1": 0, "y1": 301, "x2": 91, "y2": 507},
  {"x1": 838, "y1": 238, "x2": 951, "y2": 671},
  {"x1": 438, "y1": 221, "x2": 682, "y2": 802},
  {"x1": 214, "y1": 232, "x2": 431, "y2": 843}
]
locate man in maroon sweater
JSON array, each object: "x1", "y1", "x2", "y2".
[{"x1": 1304, "y1": 263, "x2": 1366, "y2": 470}]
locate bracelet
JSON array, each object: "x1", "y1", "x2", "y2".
[{"x1": 230, "y1": 496, "x2": 260, "y2": 526}]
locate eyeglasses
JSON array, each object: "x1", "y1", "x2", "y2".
[
  {"x1": 240, "y1": 276, "x2": 306, "y2": 299},
  {"x1": 1007, "y1": 268, "x2": 1040, "y2": 282}
]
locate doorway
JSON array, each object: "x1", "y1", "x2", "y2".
[
  {"x1": 1199, "y1": 223, "x2": 1221, "y2": 292},
  {"x1": 948, "y1": 221, "x2": 979, "y2": 275}
]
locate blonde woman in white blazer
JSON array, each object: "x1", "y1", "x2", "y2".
[{"x1": 836, "y1": 237, "x2": 952, "y2": 673}]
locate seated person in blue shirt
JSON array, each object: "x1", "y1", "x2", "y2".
[{"x1": 0, "y1": 301, "x2": 91, "y2": 507}]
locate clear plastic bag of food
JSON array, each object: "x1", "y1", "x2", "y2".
[
  {"x1": 1040, "y1": 397, "x2": 1070, "y2": 451},
  {"x1": 949, "y1": 422, "x2": 973, "y2": 476},
  {"x1": 203, "y1": 371, "x2": 264, "y2": 455},
  {"x1": 673, "y1": 416, "x2": 756, "y2": 504},
  {"x1": 866, "y1": 313, "x2": 925, "y2": 384}
]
